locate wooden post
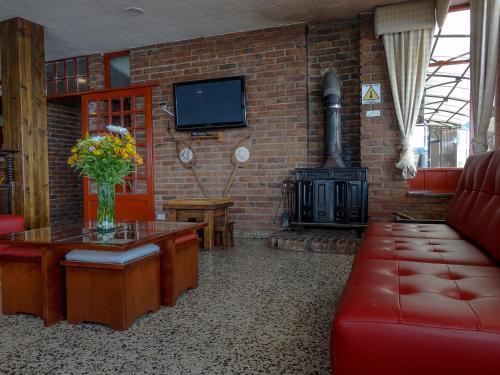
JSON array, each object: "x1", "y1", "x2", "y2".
[{"x1": 0, "y1": 17, "x2": 50, "y2": 228}]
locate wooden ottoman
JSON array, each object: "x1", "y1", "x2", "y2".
[
  {"x1": 162, "y1": 232, "x2": 200, "y2": 306},
  {"x1": 62, "y1": 244, "x2": 161, "y2": 331},
  {"x1": 0, "y1": 247, "x2": 43, "y2": 318}
]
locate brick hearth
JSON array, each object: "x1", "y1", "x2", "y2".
[{"x1": 268, "y1": 228, "x2": 361, "y2": 254}]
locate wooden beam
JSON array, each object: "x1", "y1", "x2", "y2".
[{"x1": 0, "y1": 17, "x2": 50, "y2": 228}]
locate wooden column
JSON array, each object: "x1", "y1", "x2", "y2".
[{"x1": 0, "y1": 17, "x2": 50, "y2": 228}]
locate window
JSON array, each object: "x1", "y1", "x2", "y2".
[
  {"x1": 45, "y1": 56, "x2": 88, "y2": 97},
  {"x1": 412, "y1": 7, "x2": 470, "y2": 168},
  {"x1": 104, "y1": 51, "x2": 130, "y2": 89}
]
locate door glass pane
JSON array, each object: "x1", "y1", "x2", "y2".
[
  {"x1": 99, "y1": 115, "x2": 109, "y2": 131},
  {"x1": 123, "y1": 97, "x2": 132, "y2": 111},
  {"x1": 109, "y1": 55, "x2": 130, "y2": 88},
  {"x1": 135, "y1": 96, "x2": 144, "y2": 110},
  {"x1": 111, "y1": 98, "x2": 121, "y2": 112},
  {"x1": 111, "y1": 115, "x2": 122, "y2": 126},
  {"x1": 134, "y1": 130, "x2": 146, "y2": 145},
  {"x1": 88, "y1": 116, "x2": 97, "y2": 132},
  {"x1": 88, "y1": 101, "x2": 97, "y2": 115},
  {"x1": 123, "y1": 114, "x2": 132, "y2": 129},
  {"x1": 99, "y1": 100, "x2": 108, "y2": 114},
  {"x1": 136, "y1": 180, "x2": 147, "y2": 193},
  {"x1": 135, "y1": 113, "x2": 145, "y2": 128}
]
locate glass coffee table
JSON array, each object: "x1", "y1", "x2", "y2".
[{"x1": 0, "y1": 220, "x2": 206, "y2": 326}]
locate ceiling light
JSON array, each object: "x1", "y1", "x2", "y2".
[{"x1": 121, "y1": 6, "x2": 145, "y2": 16}]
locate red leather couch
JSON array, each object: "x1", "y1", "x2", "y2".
[{"x1": 332, "y1": 149, "x2": 500, "y2": 375}]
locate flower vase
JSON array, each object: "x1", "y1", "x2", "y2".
[{"x1": 97, "y1": 182, "x2": 116, "y2": 232}]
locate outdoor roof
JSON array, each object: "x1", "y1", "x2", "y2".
[{"x1": 424, "y1": 8, "x2": 470, "y2": 130}]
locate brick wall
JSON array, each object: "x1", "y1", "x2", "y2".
[
  {"x1": 359, "y1": 14, "x2": 452, "y2": 220},
  {"x1": 47, "y1": 99, "x2": 83, "y2": 225},
  {"x1": 124, "y1": 25, "x2": 309, "y2": 230},
  {"x1": 79, "y1": 17, "x2": 450, "y2": 229},
  {"x1": 308, "y1": 21, "x2": 361, "y2": 167}
]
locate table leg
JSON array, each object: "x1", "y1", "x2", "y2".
[
  {"x1": 159, "y1": 238, "x2": 176, "y2": 307},
  {"x1": 40, "y1": 248, "x2": 66, "y2": 326},
  {"x1": 203, "y1": 210, "x2": 214, "y2": 251}
]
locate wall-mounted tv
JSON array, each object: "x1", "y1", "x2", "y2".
[{"x1": 174, "y1": 76, "x2": 247, "y2": 131}]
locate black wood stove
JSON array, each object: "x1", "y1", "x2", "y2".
[{"x1": 292, "y1": 71, "x2": 368, "y2": 228}]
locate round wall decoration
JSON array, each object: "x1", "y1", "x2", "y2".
[{"x1": 235, "y1": 146, "x2": 250, "y2": 163}]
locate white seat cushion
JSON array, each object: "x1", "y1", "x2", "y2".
[{"x1": 65, "y1": 244, "x2": 160, "y2": 264}]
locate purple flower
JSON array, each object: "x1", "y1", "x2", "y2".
[{"x1": 89, "y1": 146, "x2": 95, "y2": 152}]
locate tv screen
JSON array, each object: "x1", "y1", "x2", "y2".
[{"x1": 174, "y1": 76, "x2": 247, "y2": 131}]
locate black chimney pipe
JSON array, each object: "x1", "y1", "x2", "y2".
[{"x1": 322, "y1": 71, "x2": 345, "y2": 168}]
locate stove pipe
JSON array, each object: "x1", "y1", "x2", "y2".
[{"x1": 322, "y1": 71, "x2": 345, "y2": 168}]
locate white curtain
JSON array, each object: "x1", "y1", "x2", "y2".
[
  {"x1": 470, "y1": 0, "x2": 500, "y2": 154},
  {"x1": 383, "y1": 30, "x2": 433, "y2": 179}
]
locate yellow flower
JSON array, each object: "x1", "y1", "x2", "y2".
[
  {"x1": 93, "y1": 149, "x2": 102, "y2": 156},
  {"x1": 125, "y1": 143, "x2": 135, "y2": 154},
  {"x1": 71, "y1": 147, "x2": 78, "y2": 153}
]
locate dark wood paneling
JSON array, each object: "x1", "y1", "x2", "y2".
[{"x1": 0, "y1": 17, "x2": 50, "y2": 228}]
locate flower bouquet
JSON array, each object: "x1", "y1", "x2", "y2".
[{"x1": 68, "y1": 125, "x2": 143, "y2": 231}]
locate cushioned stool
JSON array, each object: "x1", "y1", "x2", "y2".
[
  {"x1": 0, "y1": 247, "x2": 43, "y2": 317},
  {"x1": 62, "y1": 244, "x2": 161, "y2": 331}
]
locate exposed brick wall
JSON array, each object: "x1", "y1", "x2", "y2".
[
  {"x1": 308, "y1": 21, "x2": 361, "y2": 167},
  {"x1": 47, "y1": 99, "x2": 83, "y2": 225},
  {"x1": 126, "y1": 25, "x2": 309, "y2": 230},
  {"x1": 359, "y1": 14, "x2": 452, "y2": 221},
  {"x1": 87, "y1": 54, "x2": 105, "y2": 91}
]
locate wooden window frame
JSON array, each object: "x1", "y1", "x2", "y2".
[
  {"x1": 408, "y1": 3, "x2": 471, "y2": 195},
  {"x1": 103, "y1": 50, "x2": 130, "y2": 89},
  {"x1": 45, "y1": 55, "x2": 89, "y2": 98}
]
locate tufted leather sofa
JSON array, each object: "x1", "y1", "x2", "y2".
[{"x1": 332, "y1": 149, "x2": 500, "y2": 375}]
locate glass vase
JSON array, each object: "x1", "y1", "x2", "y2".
[{"x1": 97, "y1": 182, "x2": 116, "y2": 232}]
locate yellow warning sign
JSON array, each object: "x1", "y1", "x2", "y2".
[{"x1": 361, "y1": 83, "x2": 381, "y2": 104}]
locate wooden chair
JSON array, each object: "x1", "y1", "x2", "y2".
[
  {"x1": 62, "y1": 244, "x2": 161, "y2": 331},
  {"x1": 214, "y1": 221, "x2": 234, "y2": 250}
]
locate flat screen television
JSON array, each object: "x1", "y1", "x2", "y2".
[{"x1": 174, "y1": 76, "x2": 247, "y2": 131}]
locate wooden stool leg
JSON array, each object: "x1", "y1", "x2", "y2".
[{"x1": 222, "y1": 226, "x2": 230, "y2": 250}]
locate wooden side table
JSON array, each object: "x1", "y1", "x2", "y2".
[{"x1": 165, "y1": 198, "x2": 234, "y2": 251}]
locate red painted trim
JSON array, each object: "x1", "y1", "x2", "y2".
[
  {"x1": 103, "y1": 50, "x2": 130, "y2": 89},
  {"x1": 429, "y1": 59, "x2": 470, "y2": 67},
  {"x1": 81, "y1": 86, "x2": 155, "y2": 221},
  {"x1": 449, "y1": 3, "x2": 470, "y2": 13},
  {"x1": 408, "y1": 168, "x2": 463, "y2": 193}
]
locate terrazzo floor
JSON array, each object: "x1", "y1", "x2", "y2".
[{"x1": 0, "y1": 238, "x2": 354, "y2": 375}]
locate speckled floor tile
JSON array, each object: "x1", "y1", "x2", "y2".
[{"x1": 0, "y1": 238, "x2": 354, "y2": 375}]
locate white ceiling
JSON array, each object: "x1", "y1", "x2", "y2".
[{"x1": 0, "y1": 0, "x2": 414, "y2": 60}]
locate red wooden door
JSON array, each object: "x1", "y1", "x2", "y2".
[{"x1": 81, "y1": 86, "x2": 154, "y2": 221}]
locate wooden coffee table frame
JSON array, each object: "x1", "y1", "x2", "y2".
[{"x1": 0, "y1": 222, "x2": 206, "y2": 327}]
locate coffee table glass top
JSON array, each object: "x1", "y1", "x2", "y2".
[{"x1": 0, "y1": 221, "x2": 203, "y2": 247}]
